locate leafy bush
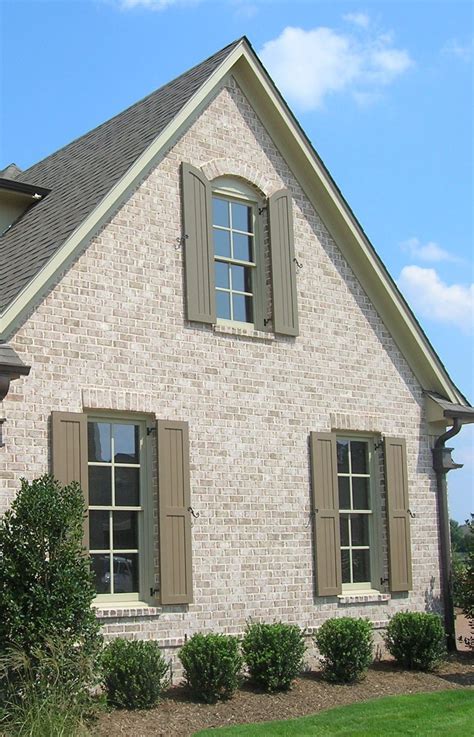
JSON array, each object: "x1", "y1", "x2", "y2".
[
  {"x1": 179, "y1": 633, "x2": 242, "y2": 703},
  {"x1": 456, "y1": 517, "x2": 474, "y2": 638},
  {"x1": 384, "y1": 612, "x2": 446, "y2": 671},
  {"x1": 315, "y1": 617, "x2": 373, "y2": 683},
  {"x1": 102, "y1": 639, "x2": 169, "y2": 709},
  {"x1": 241, "y1": 622, "x2": 306, "y2": 692},
  {"x1": 0, "y1": 476, "x2": 102, "y2": 702}
]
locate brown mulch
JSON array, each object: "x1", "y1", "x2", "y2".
[{"x1": 95, "y1": 652, "x2": 473, "y2": 737}]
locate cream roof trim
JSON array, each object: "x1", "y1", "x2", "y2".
[{"x1": 0, "y1": 40, "x2": 467, "y2": 405}]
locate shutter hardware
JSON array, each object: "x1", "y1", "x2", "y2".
[
  {"x1": 175, "y1": 234, "x2": 188, "y2": 250},
  {"x1": 293, "y1": 257, "x2": 303, "y2": 270},
  {"x1": 150, "y1": 587, "x2": 160, "y2": 598},
  {"x1": 188, "y1": 506, "x2": 200, "y2": 519},
  {"x1": 146, "y1": 426, "x2": 156, "y2": 436}
]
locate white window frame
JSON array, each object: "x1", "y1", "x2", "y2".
[
  {"x1": 211, "y1": 176, "x2": 265, "y2": 329},
  {"x1": 336, "y1": 434, "x2": 381, "y2": 592},
  {"x1": 87, "y1": 413, "x2": 154, "y2": 605}
]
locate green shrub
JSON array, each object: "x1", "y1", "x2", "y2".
[
  {"x1": 315, "y1": 617, "x2": 373, "y2": 683},
  {"x1": 241, "y1": 622, "x2": 306, "y2": 692},
  {"x1": 102, "y1": 638, "x2": 169, "y2": 709},
  {"x1": 0, "y1": 641, "x2": 95, "y2": 737},
  {"x1": 179, "y1": 633, "x2": 242, "y2": 703},
  {"x1": 0, "y1": 476, "x2": 102, "y2": 702},
  {"x1": 384, "y1": 611, "x2": 446, "y2": 671}
]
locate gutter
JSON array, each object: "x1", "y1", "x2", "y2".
[{"x1": 432, "y1": 420, "x2": 463, "y2": 650}]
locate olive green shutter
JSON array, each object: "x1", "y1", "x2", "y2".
[
  {"x1": 181, "y1": 163, "x2": 216, "y2": 324},
  {"x1": 384, "y1": 437, "x2": 413, "y2": 592},
  {"x1": 310, "y1": 432, "x2": 342, "y2": 596},
  {"x1": 51, "y1": 411, "x2": 89, "y2": 547},
  {"x1": 268, "y1": 189, "x2": 299, "y2": 336},
  {"x1": 157, "y1": 420, "x2": 193, "y2": 605}
]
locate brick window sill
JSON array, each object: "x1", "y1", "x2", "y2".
[
  {"x1": 337, "y1": 592, "x2": 391, "y2": 605},
  {"x1": 94, "y1": 604, "x2": 160, "y2": 618},
  {"x1": 213, "y1": 323, "x2": 275, "y2": 341}
]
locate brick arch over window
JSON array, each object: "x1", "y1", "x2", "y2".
[{"x1": 201, "y1": 159, "x2": 279, "y2": 197}]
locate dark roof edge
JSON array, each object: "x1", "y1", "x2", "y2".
[
  {"x1": 0, "y1": 178, "x2": 50, "y2": 198},
  {"x1": 0, "y1": 343, "x2": 31, "y2": 376},
  {"x1": 425, "y1": 391, "x2": 474, "y2": 422}
]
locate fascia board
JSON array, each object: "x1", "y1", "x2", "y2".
[
  {"x1": 232, "y1": 53, "x2": 466, "y2": 406},
  {"x1": 0, "y1": 43, "x2": 247, "y2": 340}
]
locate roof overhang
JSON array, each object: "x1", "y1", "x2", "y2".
[
  {"x1": 0, "y1": 38, "x2": 469, "y2": 408},
  {"x1": 0, "y1": 178, "x2": 50, "y2": 199},
  {"x1": 425, "y1": 391, "x2": 474, "y2": 427},
  {"x1": 0, "y1": 343, "x2": 31, "y2": 402}
]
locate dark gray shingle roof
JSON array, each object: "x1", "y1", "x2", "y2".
[{"x1": 0, "y1": 39, "x2": 242, "y2": 314}]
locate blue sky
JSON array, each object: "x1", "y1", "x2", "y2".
[{"x1": 1, "y1": 0, "x2": 472, "y2": 521}]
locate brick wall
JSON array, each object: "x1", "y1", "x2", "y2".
[{"x1": 1, "y1": 78, "x2": 442, "y2": 679}]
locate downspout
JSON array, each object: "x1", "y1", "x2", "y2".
[{"x1": 432, "y1": 419, "x2": 463, "y2": 650}]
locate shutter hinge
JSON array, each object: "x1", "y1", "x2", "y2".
[
  {"x1": 374, "y1": 440, "x2": 384, "y2": 452},
  {"x1": 293, "y1": 257, "x2": 303, "y2": 270},
  {"x1": 150, "y1": 586, "x2": 159, "y2": 598},
  {"x1": 258, "y1": 205, "x2": 268, "y2": 215},
  {"x1": 175, "y1": 234, "x2": 188, "y2": 250},
  {"x1": 146, "y1": 426, "x2": 156, "y2": 436}
]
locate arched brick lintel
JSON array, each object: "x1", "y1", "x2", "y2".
[{"x1": 201, "y1": 159, "x2": 280, "y2": 197}]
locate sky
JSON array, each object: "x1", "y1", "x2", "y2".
[{"x1": 1, "y1": 0, "x2": 473, "y2": 521}]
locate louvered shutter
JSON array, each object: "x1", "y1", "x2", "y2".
[
  {"x1": 310, "y1": 432, "x2": 342, "y2": 595},
  {"x1": 157, "y1": 420, "x2": 193, "y2": 605},
  {"x1": 181, "y1": 163, "x2": 216, "y2": 324},
  {"x1": 384, "y1": 437, "x2": 413, "y2": 592},
  {"x1": 268, "y1": 189, "x2": 299, "y2": 336},
  {"x1": 51, "y1": 411, "x2": 89, "y2": 547}
]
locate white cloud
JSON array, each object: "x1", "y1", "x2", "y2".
[
  {"x1": 259, "y1": 25, "x2": 412, "y2": 110},
  {"x1": 442, "y1": 38, "x2": 473, "y2": 62},
  {"x1": 397, "y1": 265, "x2": 474, "y2": 332},
  {"x1": 400, "y1": 237, "x2": 463, "y2": 264},
  {"x1": 343, "y1": 12, "x2": 370, "y2": 29}
]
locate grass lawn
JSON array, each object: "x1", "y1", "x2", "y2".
[{"x1": 193, "y1": 690, "x2": 474, "y2": 737}]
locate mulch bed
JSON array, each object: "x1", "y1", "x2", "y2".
[{"x1": 95, "y1": 652, "x2": 473, "y2": 737}]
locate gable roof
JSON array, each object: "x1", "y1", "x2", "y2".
[
  {"x1": 0, "y1": 37, "x2": 469, "y2": 407},
  {"x1": 0, "y1": 38, "x2": 241, "y2": 316}
]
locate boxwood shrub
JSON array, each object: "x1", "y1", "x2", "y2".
[
  {"x1": 179, "y1": 633, "x2": 242, "y2": 703},
  {"x1": 241, "y1": 622, "x2": 306, "y2": 692},
  {"x1": 102, "y1": 638, "x2": 169, "y2": 709},
  {"x1": 315, "y1": 617, "x2": 373, "y2": 683},
  {"x1": 384, "y1": 612, "x2": 446, "y2": 671}
]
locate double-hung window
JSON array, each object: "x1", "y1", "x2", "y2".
[
  {"x1": 212, "y1": 182, "x2": 258, "y2": 326},
  {"x1": 87, "y1": 418, "x2": 148, "y2": 603},
  {"x1": 336, "y1": 437, "x2": 373, "y2": 590}
]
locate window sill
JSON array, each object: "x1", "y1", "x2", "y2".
[
  {"x1": 94, "y1": 603, "x2": 160, "y2": 618},
  {"x1": 213, "y1": 323, "x2": 275, "y2": 341},
  {"x1": 338, "y1": 591, "x2": 391, "y2": 604}
]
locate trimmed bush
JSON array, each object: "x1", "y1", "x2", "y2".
[
  {"x1": 241, "y1": 622, "x2": 306, "y2": 692},
  {"x1": 179, "y1": 633, "x2": 242, "y2": 703},
  {"x1": 384, "y1": 612, "x2": 446, "y2": 671},
  {"x1": 102, "y1": 638, "x2": 169, "y2": 709},
  {"x1": 315, "y1": 617, "x2": 373, "y2": 683}
]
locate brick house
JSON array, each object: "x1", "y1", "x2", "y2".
[{"x1": 0, "y1": 38, "x2": 472, "y2": 668}]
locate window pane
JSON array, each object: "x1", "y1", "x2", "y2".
[
  {"x1": 231, "y1": 202, "x2": 252, "y2": 232},
  {"x1": 89, "y1": 510, "x2": 110, "y2": 550},
  {"x1": 232, "y1": 233, "x2": 253, "y2": 262},
  {"x1": 352, "y1": 549, "x2": 370, "y2": 583},
  {"x1": 232, "y1": 294, "x2": 253, "y2": 323},
  {"x1": 341, "y1": 549, "x2": 351, "y2": 584},
  {"x1": 91, "y1": 554, "x2": 110, "y2": 594},
  {"x1": 113, "y1": 554, "x2": 139, "y2": 594},
  {"x1": 337, "y1": 440, "x2": 349, "y2": 473},
  {"x1": 215, "y1": 261, "x2": 229, "y2": 289},
  {"x1": 216, "y1": 290, "x2": 231, "y2": 319},
  {"x1": 113, "y1": 511, "x2": 138, "y2": 550},
  {"x1": 352, "y1": 477, "x2": 370, "y2": 509},
  {"x1": 340, "y1": 514, "x2": 349, "y2": 547},
  {"x1": 213, "y1": 197, "x2": 229, "y2": 227},
  {"x1": 351, "y1": 441, "x2": 368, "y2": 474},
  {"x1": 231, "y1": 265, "x2": 252, "y2": 293},
  {"x1": 88, "y1": 422, "x2": 111, "y2": 462},
  {"x1": 351, "y1": 515, "x2": 369, "y2": 546},
  {"x1": 89, "y1": 466, "x2": 112, "y2": 506},
  {"x1": 114, "y1": 424, "x2": 139, "y2": 464},
  {"x1": 115, "y1": 467, "x2": 140, "y2": 506},
  {"x1": 338, "y1": 477, "x2": 350, "y2": 509},
  {"x1": 213, "y1": 228, "x2": 231, "y2": 258}
]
